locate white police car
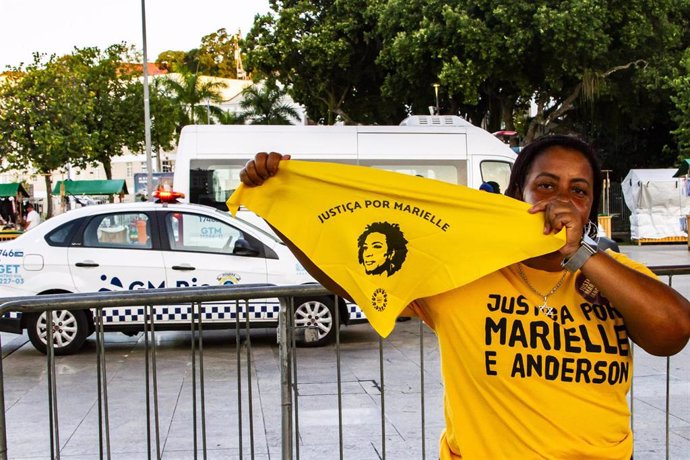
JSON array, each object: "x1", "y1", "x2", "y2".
[{"x1": 0, "y1": 196, "x2": 355, "y2": 354}]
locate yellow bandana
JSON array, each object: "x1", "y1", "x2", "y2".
[{"x1": 227, "y1": 161, "x2": 565, "y2": 337}]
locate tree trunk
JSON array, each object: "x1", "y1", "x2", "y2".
[
  {"x1": 103, "y1": 159, "x2": 115, "y2": 203},
  {"x1": 501, "y1": 99, "x2": 515, "y2": 131},
  {"x1": 524, "y1": 117, "x2": 540, "y2": 144},
  {"x1": 103, "y1": 159, "x2": 112, "y2": 180},
  {"x1": 487, "y1": 97, "x2": 502, "y2": 133}
]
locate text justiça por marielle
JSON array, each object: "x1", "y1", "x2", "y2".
[{"x1": 317, "y1": 199, "x2": 450, "y2": 231}]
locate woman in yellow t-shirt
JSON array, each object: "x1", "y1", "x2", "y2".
[{"x1": 239, "y1": 136, "x2": 690, "y2": 459}]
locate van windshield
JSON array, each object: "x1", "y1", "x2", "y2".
[{"x1": 190, "y1": 166, "x2": 241, "y2": 210}]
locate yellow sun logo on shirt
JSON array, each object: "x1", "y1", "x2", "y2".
[{"x1": 371, "y1": 288, "x2": 388, "y2": 311}]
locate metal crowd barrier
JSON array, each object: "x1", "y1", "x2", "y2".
[
  {"x1": 0, "y1": 266, "x2": 687, "y2": 459},
  {"x1": 632, "y1": 265, "x2": 689, "y2": 460},
  {"x1": 0, "y1": 284, "x2": 328, "y2": 460}
]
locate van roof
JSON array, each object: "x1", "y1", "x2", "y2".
[{"x1": 399, "y1": 115, "x2": 474, "y2": 127}]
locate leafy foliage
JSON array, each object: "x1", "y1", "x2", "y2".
[
  {"x1": 239, "y1": 80, "x2": 299, "y2": 125},
  {"x1": 155, "y1": 50, "x2": 187, "y2": 72},
  {"x1": 671, "y1": 48, "x2": 690, "y2": 159},
  {"x1": 376, "y1": 0, "x2": 687, "y2": 140},
  {"x1": 159, "y1": 71, "x2": 226, "y2": 128},
  {"x1": 197, "y1": 28, "x2": 241, "y2": 78},
  {"x1": 61, "y1": 44, "x2": 145, "y2": 180},
  {"x1": 244, "y1": 0, "x2": 690, "y2": 175},
  {"x1": 0, "y1": 53, "x2": 92, "y2": 216},
  {"x1": 0, "y1": 45, "x2": 180, "y2": 214},
  {"x1": 155, "y1": 28, "x2": 242, "y2": 78},
  {"x1": 125, "y1": 76, "x2": 181, "y2": 165},
  {"x1": 245, "y1": 0, "x2": 400, "y2": 124},
  {"x1": 213, "y1": 109, "x2": 247, "y2": 125}
]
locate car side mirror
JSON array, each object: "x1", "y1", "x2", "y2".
[{"x1": 233, "y1": 239, "x2": 259, "y2": 256}]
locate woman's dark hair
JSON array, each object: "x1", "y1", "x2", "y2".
[
  {"x1": 504, "y1": 135, "x2": 602, "y2": 222},
  {"x1": 357, "y1": 221, "x2": 408, "y2": 276}
]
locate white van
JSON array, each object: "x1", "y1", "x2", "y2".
[{"x1": 173, "y1": 115, "x2": 517, "y2": 211}]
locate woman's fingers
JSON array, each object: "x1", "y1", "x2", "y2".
[
  {"x1": 240, "y1": 152, "x2": 291, "y2": 186},
  {"x1": 529, "y1": 199, "x2": 585, "y2": 254},
  {"x1": 254, "y1": 152, "x2": 271, "y2": 179},
  {"x1": 239, "y1": 165, "x2": 258, "y2": 186},
  {"x1": 266, "y1": 151, "x2": 287, "y2": 175}
]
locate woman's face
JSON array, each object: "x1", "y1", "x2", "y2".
[
  {"x1": 521, "y1": 146, "x2": 594, "y2": 225},
  {"x1": 362, "y1": 232, "x2": 389, "y2": 273}
]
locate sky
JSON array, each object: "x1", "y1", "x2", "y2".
[{"x1": 0, "y1": 0, "x2": 271, "y2": 69}]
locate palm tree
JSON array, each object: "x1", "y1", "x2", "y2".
[
  {"x1": 160, "y1": 71, "x2": 226, "y2": 127},
  {"x1": 239, "y1": 81, "x2": 300, "y2": 125},
  {"x1": 214, "y1": 109, "x2": 246, "y2": 125}
]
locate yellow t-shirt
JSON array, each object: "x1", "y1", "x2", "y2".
[{"x1": 408, "y1": 251, "x2": 652, "y2": 459}]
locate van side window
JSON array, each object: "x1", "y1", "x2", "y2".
[
  {"x1": 480, "y1": 161, "x2": 512, "y2": 195},
  {"x1": 369, "y1": 164, "x2": 460, "y2": 183}
]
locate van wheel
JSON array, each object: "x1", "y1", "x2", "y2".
[
  {"x1": 27, "y1": 310, "x2": 90, "y2": 355},
  {"x1": 293, "y1": 297, "x2": 336, "y2": 347}
]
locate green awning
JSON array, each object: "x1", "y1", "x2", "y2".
[
  {"x1": 0, "y1": 183, "x2": 29, "y2": 198},
  {"x1": 52, "y1": 179, "x2": 128, "y2": 196},
  {"x1": 673, "y1": 159, "x2": 690, "y2": 177}
]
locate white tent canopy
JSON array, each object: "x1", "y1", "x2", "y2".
[{"x1": 622, "y1": 169, "x2": 689, "y2": 240}]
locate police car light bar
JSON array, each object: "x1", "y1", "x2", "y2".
[{"x1": 153, "y1": 190, "x2": 185, "y2": 203}]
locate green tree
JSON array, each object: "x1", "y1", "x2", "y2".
[
  {"x1": 0, "y1": 45, "x2": 181, "y2": 214},
  {"x1": 671, "y1": 48, "x2": 690, "y2": 159},
  {"x1": 125, "y1": 76, "x2": 181, "y2": 169},
  {"x1": 566, "y1": 56, "x2": 682, "y2": 178},
  {"x1": 155, "y1": 29, "x2": 242, "y2": 77},
  {"x1": 197, "y1": 28, "x2": 240, "y2": 78},
  {"x1": 245, "y1": 0, "x2": 398, "y2": 124},
  {"x1": 0, "y1": 53, "x2": 92, "y2": 217},
  {"x1": 160, "y1": 71, "x2": 226, "y2": 129},
  {"x1": 64, "y1": 44, "x2": 146, "y2": 181},
  {"x1": 214, "y1": 109, "x2": 246, "y2": 125},
  {"x1": 376, "y1": 0, "x2": 686, "y2": 141},
  {"x1": 155, "y1": 50, "x2": 187, "y2": 72},
  {"x1": 239, "y1": 81, "x2": 300, "y2": 125}
]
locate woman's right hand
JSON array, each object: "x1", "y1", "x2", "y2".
[{"x1": 239, "y1": 152, "x2": 291, "y2": 187}]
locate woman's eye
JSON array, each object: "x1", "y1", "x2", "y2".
[
  {"x1": 536, "y1": 182, "x2": 554, "y2": 190},
  {"x1": 572, "y1": 187, "x2": 588, "y2": 196}
]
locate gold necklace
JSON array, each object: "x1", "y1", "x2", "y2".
[{"x1": 515, "y1": 264, "x2": 568, "y2": 318}]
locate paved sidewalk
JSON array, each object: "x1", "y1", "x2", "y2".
[
  {"x1": 620, "y1": 242, "x2": 690, "y2": 267},
  {"x1": 0, "y1": 244, "x2": 688, "y2": 459}
]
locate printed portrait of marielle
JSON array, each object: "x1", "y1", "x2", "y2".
[{"x1": 357, "y1": 222, "x2": 408, "y2": 277}]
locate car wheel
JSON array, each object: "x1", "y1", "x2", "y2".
[
  {"x1": 27, "y1": 310, "x2": 90, "y2": 355},
  {"x1": 293, "y1": 297, "x2": 336, "y2": 347}
]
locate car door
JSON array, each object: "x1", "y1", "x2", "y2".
[
  {"x1": 159, "y1": 211, "x2": 271, "y2": 322},
  {"x1": 67, "y1": 211, "x2": 166, "y2": 295}
]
